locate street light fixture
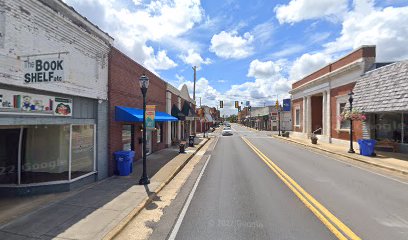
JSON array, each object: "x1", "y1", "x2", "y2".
[
  {"x1": 139, "y1": 74, "x2": 150, "y2": 185},
  {"x1": 348, "y1": 91, "x2": 355, "y2": 153}
]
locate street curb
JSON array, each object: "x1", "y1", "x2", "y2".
[
  {"x1": 271, "y1": 135, "x2": 408, "y2": 176},
  {"x1": 103, "y1": 138, "x2": 211, "y2": 240}
]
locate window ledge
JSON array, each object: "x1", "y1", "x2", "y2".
[
  {"x1": 336, "y1": 128, "x2": 350, "y2": 132},
  {"x1": 294, "y1": 125, "x2": 301, "y2": 127}
]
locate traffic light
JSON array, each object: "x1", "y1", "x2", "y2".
[
  {"x1": 275, "y1": 100, "x2": 279, "y2": 110},
  {"x1": 235, "y1": 101, "x2": 239, "y2": 108},
  {"x1": 220, "y1": 100, "x2": 223, "y2": 108},
  {"x1": 238, "y1": 106, "x2": 241, "y2": 112}
]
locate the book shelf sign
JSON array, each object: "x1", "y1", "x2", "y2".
[{"x1": 0, "y1": 89, "x2": 72, "y2": 116}]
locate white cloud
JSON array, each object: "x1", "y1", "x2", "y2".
[
  {"x1": 324, "y1": 0, "x2": 408, "y2": 61},
  {"x1": 178, "y1": 77, "x2": 222, "y2": 107},
  {"x1": 64, "y1": 0, "x2": 203, "y2": 71},
  {"x1": 247, "y1": 59, "x2": 282, "y2": 79},
  {"x1": 289, "y1": 52, "x2": 332, "y2": 81},
  {"x1": 275, "y1": 0, "x2": 348, "y2": 24},
  {"x1": 209, "y1": 31, "x2": 254, "y2": 59},
  {"x1": 223, "y1": 60, "x2": 291, "y2": 111},
  {"x1": 179, "y1": 49, "x2": 212, "y2": 68},
  {"x1": 143, "y1": 49, "x2": 177, "y2": 70}
]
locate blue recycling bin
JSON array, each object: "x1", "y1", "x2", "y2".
[
  {"x1": 114, "y1": 151, "x2": 135, "y2": 176},
  {"x1": 357, "y1": 139, "x2": 376, "y2": 156}
]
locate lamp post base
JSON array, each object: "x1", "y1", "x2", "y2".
[
  {"x1": 348, "y1": 149, "x2": 355, "y2": 153},
  {"x1": 139, "y1": 176, "x2": 150, "y2": 185}
]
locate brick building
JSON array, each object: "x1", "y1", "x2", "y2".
[
  {"x1": 290, "y1": 46, "x2": 376, "y2": 145},
  {"x1": 0, "y1": 0, "x2": 113, "y2": 195},
  {"x1": 108, "y1": 48, "x2": 177, "y2": 176}
]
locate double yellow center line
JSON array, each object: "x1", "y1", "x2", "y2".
[{"x1": 242, "y1": 137, "x2": 361, "y2": 240}]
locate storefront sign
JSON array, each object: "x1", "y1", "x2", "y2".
[
  {"x1": 23, "y1": 57, "x2": 64, "y2": 83},
  {"x1": 0, "y1": 89, "x2": 72, "y2": 116},
  {"x1": 145, "y1": 105, "x2": 156, "y2": 130}
]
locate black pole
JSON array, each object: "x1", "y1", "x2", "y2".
[
  {"x1": 348, "y1": 92, "x2": 355, "y2": 153},
  {"x1": 139, "y1": 87, "x2": 150, "y2": 185},
  {"x1": 278, "y1": 110, "x2": 281, "y2": 136}
]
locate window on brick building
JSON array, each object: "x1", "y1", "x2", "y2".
[
  {"x1": 295, "y1": 109, "x2": 300, "y2": 126},
  {"x1": 339, "y1": 102, "x2": 350, "y2": 129},
  {"x1": 157, "y1": 123, "x2": 163, "y2": 143}
]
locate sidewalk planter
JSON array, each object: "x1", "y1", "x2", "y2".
[
  {"x1": 179, "y1": 142, "x2": 186, "y2": 153},
  {"x1": 114, "y1": 151, "x2": 135, "y2": 176},
  {"x1": 311, "y1": 135, "x2": 318, "y2": 144},
  {"x1": 358, "y1": 139, "x2": 376, "y2": 156}
]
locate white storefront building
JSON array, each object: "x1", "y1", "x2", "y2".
[{"x1": 0, "y1": 0, "x2": 113, "y2": 195}]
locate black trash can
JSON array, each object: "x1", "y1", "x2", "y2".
[{"x1": 189, "y1": 135, "x2": 195, "y2": 147}]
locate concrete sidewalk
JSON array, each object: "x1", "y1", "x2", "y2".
[
  {"x1": 0, "y1": 138, "x2": 210, "y2": 240},
  {"x1": 272, "y1": 134, "x2": 408, "y2": 175}
]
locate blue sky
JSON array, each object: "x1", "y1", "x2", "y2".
[{"x1": 64, "y1": 0, "x2": 408, "y2": 115}]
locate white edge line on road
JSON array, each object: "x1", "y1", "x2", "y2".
[
  {"x1": 313, "y1": 149, "x2": 408, "y2": 185},
  {"x1": 168, "y1": 154, "x2": 212, "y2": 240},
  {"x1": 270, "y1": 136, "x2": 408, "y2": 185}
]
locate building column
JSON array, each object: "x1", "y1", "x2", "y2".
[
  {"x1": 302, "y1": 97, "x2": 307, "y2": 133},
  {"x1": 177, "y1": 97, "x2": 181, "y2": 140},
  {"x1": 322, "y1": 91, "x2": 327, "y2": 136},
  {"x1": 307, "y1": 95, "x2": 312, "y2": 135},
  {"x1": 326, "y1": 90, "x2": 331, "y2": 141}
]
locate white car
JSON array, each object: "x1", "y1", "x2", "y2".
[{"x1": 222, "y1": 127, "x2": 233, "y2": 136}]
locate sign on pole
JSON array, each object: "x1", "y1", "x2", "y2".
[
  {"x1": 283, "y1": 99, "x2": 291, "y2": 111},
  {"x1": 145, "y1": 105, "x2": 156, "y2": 130}
]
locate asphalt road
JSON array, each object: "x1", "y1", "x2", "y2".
[{"x1": 164, "y1": 124, "x2": 408, "y2": 240}]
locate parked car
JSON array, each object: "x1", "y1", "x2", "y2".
[{"x1": 222, "y1": 127, "x2": 233, "y2": 136}]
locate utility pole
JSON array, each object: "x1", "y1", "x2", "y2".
[
  {"x1": 199, "y1": 97, "x2": 201, "y2": 107},
  {"x1": 192, "y1": 66, "x2": 197, "y2": 100}
]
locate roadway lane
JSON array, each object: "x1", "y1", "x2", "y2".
[
  {"x1": 173, "y1": 126, "x2": 335, "y2": 240},
  {"x1": 234, "y1": 124, "x2": 408, "y2": 240}
]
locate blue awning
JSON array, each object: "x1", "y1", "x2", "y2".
[{"x1": 115, "y1": 106, "x2": 178, "y2": 122}]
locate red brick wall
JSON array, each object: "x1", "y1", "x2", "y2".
[
  {"x1": 311, "y1": 96, "x2": 323, "y2": 133},
  {"x1": 330, "y1": 83, "x2": 363, "y2": 141},
  {"x1": 292, "y1": 98, "x2": 303, "y2": 132},
  {"x1": 108, "y1": 48, "x2": 167, "y2": 176}
]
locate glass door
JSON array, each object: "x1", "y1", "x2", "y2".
[{"x1": 0, "y1": 128, "x2": 20, "y2": 184}]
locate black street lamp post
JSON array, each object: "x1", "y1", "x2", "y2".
[
  {"x1": 348, "y1": 91, "x2": 355, "y2": 153},
  {"x1": 139, "y1": 74, "x2": 150, "y2": 185},
  {"x1": 278, "y1": 108, "x2": 281, "y2": 136}
]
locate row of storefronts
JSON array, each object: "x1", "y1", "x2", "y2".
[
  {"x1": 290, "y1": 45, "x2": 408, "y2": 153},
  {"x1": 238, "y1": 104, "x2": 292, "y2": 131},
  {"x1": 0, "y1": 0, "x2": 197, "y2": 195}
]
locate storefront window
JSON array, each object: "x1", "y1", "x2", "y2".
[
  {"x1": 22, "y1": 125, "x2": 70, "y2": 184},
  {"x1": 0, "y1": 128, "x2": 20, "y2": 184},
  {"x1": 71, "y1": 125, "x2": 95, "y2": 179},
  {"x1": 295, "y1": 109, "x2": 299, "y2": 125},
  {"x1": 375, "y1": 113, "x2": 402, "y2": 142},
  {"x1": 339, "y1": 103, "x2": 350, "y2": 129},
  {"x1": 122, "y1": 125, "x2": 133, "y2": 151}
]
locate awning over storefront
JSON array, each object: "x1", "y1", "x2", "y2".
[
  {"x1": 171, "y1": 104, "x2": 186, "y2": 120},
  {"x1": 182, "y1": 101, "x2": 197, "y2": 120},
  {"x1": 353, "y1": 61, "x2": 408, "y2": 113},
  {"x1": 115, "y1": 106, "x2": 178, "y2": 122}
]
